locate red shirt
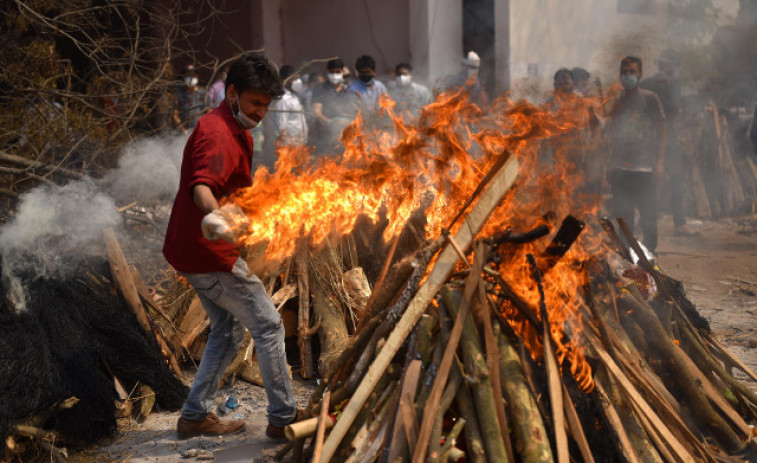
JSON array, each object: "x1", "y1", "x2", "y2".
[{"x1": 163, "y1": 101, "x2": 254, "y2": 273}]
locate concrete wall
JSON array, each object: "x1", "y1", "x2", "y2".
[
  {"x1": 410, "y1": 0, "x2": 464, "y2": 87},
  {"x1": 279, "y1": 0, "x2": 411, "y2": 79}
]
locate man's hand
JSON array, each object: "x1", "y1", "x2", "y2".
[{"x1": 201, "y1": 204, "x2": 248, "y2": 242}]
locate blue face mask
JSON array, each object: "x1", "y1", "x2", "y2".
[{"x1": 621, "y1": 74, "x2": 639, "y2": 90}]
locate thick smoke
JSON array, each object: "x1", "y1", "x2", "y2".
[
  {"x1": 104, "y1": 135, "x2": 185, "y2": 204},
  {"x1": 0, "y1": 134, "x2": 187, "y2": 310}
]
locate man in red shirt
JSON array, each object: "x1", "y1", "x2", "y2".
[{"x1": 164, "y1": 53, "x2": 299, "y2": 439}]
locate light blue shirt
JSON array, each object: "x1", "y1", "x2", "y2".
[{"x1": 348, "y1": 79, "x2": 388, "y2": 110}]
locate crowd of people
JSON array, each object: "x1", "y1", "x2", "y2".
[{"x1": 169, "y1": 48, "x2": 701, "y2": 266}]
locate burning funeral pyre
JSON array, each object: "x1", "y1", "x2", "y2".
[
  {"x1": 0, "y1": 85, "x2": 755, "y2": 463},
  {"x1": 211, "y1": 90, "x2": 757, "y2": 462}
]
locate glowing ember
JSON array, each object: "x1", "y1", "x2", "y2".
[{"x1": 227, "y1": 86, "x2": 606, "y2": 391}]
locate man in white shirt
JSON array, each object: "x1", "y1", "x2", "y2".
[
  {"x1": 388, "y1": 62, "x2": 432, "y2": 118},
  {"x1": 269, "y1": 65, "x2": 308, "y2": 146}
]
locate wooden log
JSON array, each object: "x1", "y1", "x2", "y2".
[
  {"x1": 398, "y1": 359, "x2": 422, "y2": 450},
  {"x1": 426, "y1": 363, "x2": 464, "y2": 463},
  {"x1": 442, "y1": 285, "x2": 508, "y2": 463},
  {"x1": 102, "y1": 228, "x2": 151, "y2": 333},
  {"x1": 413, "y1": 264, "x2": 480, "y2": 463},
  {"x1": 495, "y1": 322, "x2": 553, "y2": 463},
  {"x1": 455, "y1": 379, "x2": 487, "y2": 463},
  {"x1": 342, "y1": 267, "x2": 371, "y2": 325},
  {"x1": 621, "y1": 290, "x2": 745, "y2": 451},
  {"x1": 129, "y1": 264, "x2": 176, "y2": 328},
  {"x1": 318, "y1": 155, "x2": 519, "y2": 463},
  {"x1": 285, "y1": 415, "x2": 335, "y2": 441},
  {"x1": 295, "y1": 236, "x2": 315, "y2": 378},
  {"x1": 593, "y1": 377, "x2": 643, "y2": 463},
  {"x1": 310, "y1": 238, "x2": 350, "y2": 376},
  {"x1": 136, "y1": 383, "x2": 156, "y2": 422},
  {"x1": 439, "y1": 417, "x2": 467, "y2": 461},
  {"x1": 592, "y1": 343, "x2": 696, "y2": 462},
  {"x1": 475, "y1": 259, "x2": 515, "y2": 463},
  {"x1": 176, "y1": 296, "x2": 209, "y2": 351}
]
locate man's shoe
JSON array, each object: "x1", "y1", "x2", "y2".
[
  {"x1": 265, "y1": 409, "x2": 305, "y2": 440},
  {"x1": 177, "y1": 412, "x2": 245, "y2": 438}
]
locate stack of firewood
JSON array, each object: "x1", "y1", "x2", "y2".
[
  {"x1": 265, "y1": 156, "x2": 757, "y2": 463},
  {"x1": 681, "y1": 102, "x2": 757, "y2": 218}
]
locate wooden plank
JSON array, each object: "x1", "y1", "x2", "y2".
[
  {"x1": 318, "y1": 156, "x2": 519, "y2": 463},
  {"x1": 177, "y1": 296, "x2": 209, "y2": 349},
  {"x1": 562, "y1": 383, "x2": 594, "y2": 463},
  {"x1": 102, "y1": 227, "x2": 151, "y2": 333},
  {"x1": 544, "y1": 323, "x2": 569, "y2": 463},
  {"x1": 399, "y1": 359, "x2": 423, "y2": 451},
  {"x1": 312, "y1": 389, "x2": 331, "y2": 463}
]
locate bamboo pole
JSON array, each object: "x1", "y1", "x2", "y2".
[
  {"x1": 494, "y1": 322, "x2": 553, "y2": 463},
  {"x1": 317, "y1": 155, "x2": 519, "y2": 463}
]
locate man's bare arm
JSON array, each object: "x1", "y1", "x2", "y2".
[{"x1": 193, "y1": 184, "x2": 220, "y2": 214}]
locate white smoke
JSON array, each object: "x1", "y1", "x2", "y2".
[
  {"x1": 104, "y1": 135, "x2": 185, "y2": 204},
  {"x1": 0, "y1": 134, "x2": 187, "y2": 310}
]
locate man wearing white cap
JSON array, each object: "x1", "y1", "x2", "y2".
[{"x1": 447, "y1": 51, "x2": 488, "y2": 106}]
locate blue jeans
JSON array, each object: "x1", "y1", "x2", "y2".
[{"x1": 180, "y1": 258, "x2": 297, "y2": 426}]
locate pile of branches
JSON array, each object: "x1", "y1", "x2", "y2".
[
  {"x1": 0, "y1": 1, "x2": 237, "y2": 203},
  {"x1": 271, "y1": 156, "x2": 757, "y2": 462}
]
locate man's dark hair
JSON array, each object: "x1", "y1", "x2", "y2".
[
  {"x1": 279, "y1": 65, "x2": 295, "y2": 81},
  {"x1": 355, "y1": 55, "x2": 376, "y2": 71},
  {"x1": 554, "y1": 68, "x2": 573, "y2": 82},
  {"x1": 571, "y1": 67, "x2": 590, "y2": 82},
  {"x1": 395, "y1": 62, "x2": 412, "y2": 73},
  {"x1": 620, "y1": 56, "x2": 643, "y2": 74},
  {"x1": 327, "y1": 58, "x2": 344, "y2": 71},
  {"x1": 226, "y1": 52, "x2": 284, "y2": 98}
]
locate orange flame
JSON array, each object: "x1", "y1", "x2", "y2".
[{"x1": 228, "y1": 86, "x2": 607, "y2": 392}]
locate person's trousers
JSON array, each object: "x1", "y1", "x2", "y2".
[
  {"x1": 180, "y1": 258, "x2": 297, "y2": 426},
  {"x1": 666, "y1": 133, "x2": 686, "y2": 228},
  {"x1": 610, "y1": 169, "x2": 658, "y2": 252}
]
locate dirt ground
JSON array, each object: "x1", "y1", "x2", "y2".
[{"x1": 67, "y1": 213, "x2": 757, "y2": 463}]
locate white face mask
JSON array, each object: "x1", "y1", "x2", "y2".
[
  {"x1": 327, "y1": 72, "x2": 344, "y2": 86},
  {"x1": 232, "y1": 95, "x2": 258, "y2": 130},
  {"x1": 291, "y1": 78, "x2": 304, "y2": 95},
  {"x1": 184, "y1": 76, "x2": 198, "y2": 87},
  {"x1": 398, "y1": 74, "x2": 412, "y2": 87}
]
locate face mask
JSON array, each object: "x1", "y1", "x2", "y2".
[
  {"x1": 327, "y1": 72, "x2": 343, "y2": 86},
  {"x1": 621, "y1": 74, "x2": 639, "y2": 90},
  {"x1": 185, "y1": 76, "x2": 198, "y2": 87},
  {"x1": 291, "y1": 78, "x2": 304, "y2": 95},
  {"x1": 398, "y1": 75, "x2": 412, "y2": 87},
  {"x1": 358, "y1": 74, "x2": 374, "y2": 85},
  {"x1": 232, "y1": 95, "x2": 258, "y2": 130}
]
